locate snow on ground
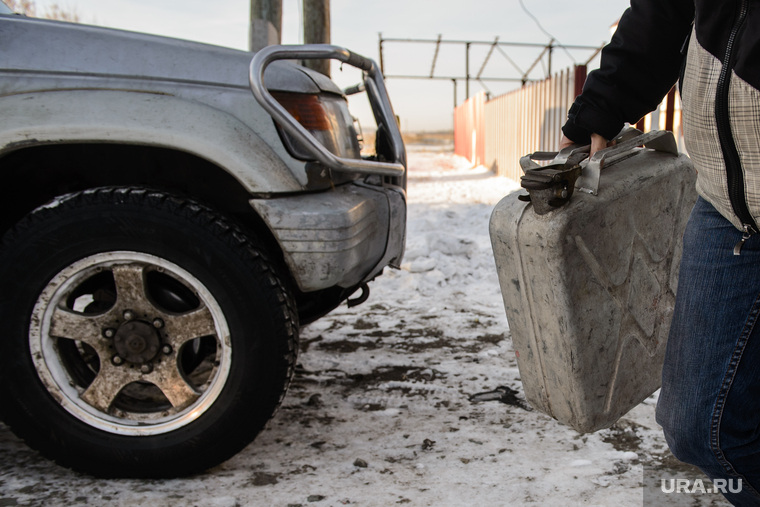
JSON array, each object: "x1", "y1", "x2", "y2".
[{"x1": 0, "y1": 146, "x2": 728, "y2": 506}]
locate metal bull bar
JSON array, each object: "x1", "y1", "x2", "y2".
[{"x1": 249, "y1": 44, "x2": 406, "y2": 178}]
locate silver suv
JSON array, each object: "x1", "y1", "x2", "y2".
[{"x1": 0, "y1": 2, "x2": 406, "y2": 478}]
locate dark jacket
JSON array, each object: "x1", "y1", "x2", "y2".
[{"x1": 563, "y1": 0, "x2": 760, "y2": 233}]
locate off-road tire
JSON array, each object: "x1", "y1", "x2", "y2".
[{"x1": 0, "y1": 187, "x2": 298, "y2": 478}]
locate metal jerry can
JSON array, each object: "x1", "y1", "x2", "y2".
[{"x1": 489, "y1": 130, "x2": 697, "y2": 433}]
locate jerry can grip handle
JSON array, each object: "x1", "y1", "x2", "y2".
[{"x1": 575, "y1": 129, "x2": 679, "y2": 195}]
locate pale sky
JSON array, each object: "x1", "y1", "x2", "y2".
[{"x1": 29, "y1": 0, "x2": 631, "y2": 131}]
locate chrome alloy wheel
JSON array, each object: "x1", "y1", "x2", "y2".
[{"x1": 29, "y1": 251, "x2": 232, "y2": 436}]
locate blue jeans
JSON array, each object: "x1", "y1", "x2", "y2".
[{"x1": 657, "y1": 197, "x2": 760, "y2": 506}]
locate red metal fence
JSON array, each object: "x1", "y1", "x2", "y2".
[
  {"x1": 453, "y1": 91, "x2": 486, "y2": 167},
  {"x1": 454, "y1": 65, "x2": 682, "y2": 182}
]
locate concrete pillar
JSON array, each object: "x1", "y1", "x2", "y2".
[
  {"x1": 250, "y1": 0, "x2": 281, "y2": 52},
  {"x1": 302, "y1": 0, "x2": 330, "y2": 76}
]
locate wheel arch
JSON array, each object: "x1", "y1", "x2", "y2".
[
  {"x1": 0, "y1": 89, "x2": 308, "y2": 294},
  {"x1": 0, "y1": 89, "x2": 305, "y2": 193}
]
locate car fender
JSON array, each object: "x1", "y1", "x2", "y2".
[{"x1": 0, "y1": 89, "x2": 304, "y2": 193}]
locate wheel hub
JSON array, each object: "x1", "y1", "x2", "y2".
[
  {"x1": 113, "y1": 320, "x2": 161, "y2": 364},
  {"x1": 27, "y1": 250, "x2": 233, "y2": 437}
]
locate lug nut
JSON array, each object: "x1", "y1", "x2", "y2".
[
  {"x1": 112, "y1": 355, "x2": 124, "y2": 366},
  {"x1": 103, "y1": 328, "x2": 116, "y2": 339},
  {"x1": 162, "y1": 344, "x2": 173, "y2": 355},
  {"x1": 123, "y1": 310, "x2": 135, "y2": 321},
  {"x1": 153, "y1": 318, "x2": 164, "y2": 329},
  {"x1": 140, "y1": 363, "x2": 153, "y2": 374}
]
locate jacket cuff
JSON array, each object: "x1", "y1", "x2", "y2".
[
  {"x1": 562, "y1": 101, "x2": 623, "y2": 145},
  {"x1": 561, "y1": 119, "x2": 591, "y2": 146}
]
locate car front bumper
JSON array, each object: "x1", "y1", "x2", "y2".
[{"x1": 249, "y1": 182, "x2": 406, "y2": 292}]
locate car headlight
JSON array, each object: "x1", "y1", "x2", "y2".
[{"x1": 271, "y1": 91, "x2": 361, "y2": 161}]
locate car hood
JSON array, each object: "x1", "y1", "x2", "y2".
[{"x1": 0, "y1": 13, "x2": 342, "y2": 96}]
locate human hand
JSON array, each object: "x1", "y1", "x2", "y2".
[{"x1": 559, "y1": 133, "x2": 610, "y2": 157}]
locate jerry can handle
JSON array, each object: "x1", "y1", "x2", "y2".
[
  {"x1": 518, "y1": 127, "x2": 648, "y2": 174},
  {"x1": 519, "y1": 145, "x2": 589, "y2": 172},
  {"x1": 575, "y1": 129, "x2": 679, "y2": 195}
]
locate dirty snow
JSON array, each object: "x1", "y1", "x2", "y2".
[{"x1": 0, "y1": 145, "x2": 727, "y2": 506}]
